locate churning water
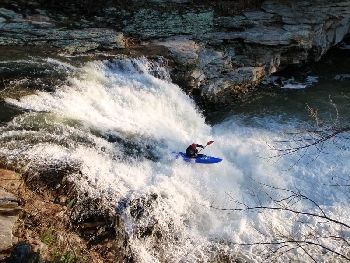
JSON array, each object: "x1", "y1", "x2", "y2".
[{"x1": 1, "y1": 58, "x2": 349, "y2": 262}]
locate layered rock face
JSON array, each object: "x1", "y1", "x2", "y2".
[
  {"x1": 1, "y1": 0, "x2": 350, "y2": 103},
  {"x1": 147, "y1": 1, "x2": 350, "y2": 102},
  {"x1": 0, "y1": 7, "x2": 125, "y2": 53}
]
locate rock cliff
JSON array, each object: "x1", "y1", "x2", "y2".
[{"x1": 0, "y1": 0, "x2": 349, "y2": 102}]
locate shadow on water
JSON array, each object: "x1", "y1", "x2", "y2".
[
  {"x1": 0, "y1": 101, "x2": 25, "y2": 124},
  {"x1": 103, "y1": 133, "x2": 161, "y2": 162},
  {"x1": 206, "y1": 37, "x2": 350, "y2": 126},
  {"x1": 0, "y1": 47, "x2": 82, "y2": 124}
]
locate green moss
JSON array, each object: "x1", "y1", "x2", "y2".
[
  {"x1": 40, "y1": 229, "x2": 56, "y2": 246},
  {"x1": 53, "y1": 250, "x2": 77, "y2": 263},
  {"x1": 65, "y1": 198, "x2": 77, "y2": 208}
]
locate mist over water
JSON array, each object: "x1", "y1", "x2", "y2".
[{"x1": 1, "y1": 58, "x2": 349, "y2": 262}]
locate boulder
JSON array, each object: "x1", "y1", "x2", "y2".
[
  {"x1": 0, "y1": 188, "x2": 21, "y2": 258},
  {"x1": 5, "y1": 242, "x2": 38, "y2": 263}
]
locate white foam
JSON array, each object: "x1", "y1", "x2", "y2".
[
  {"x1": 281, "y1": 83, "x2": 306, "y2": 89},
  {"x1": 2, "y1": 58, "x2": 349, "y2": 262},
  {"x1": 45, "y1": 58, "x2": 77, "y2": 70},
  {"x1": 280, "y1": 76, "x2": 318, "y2": 89},
  {"x1": 334, "y1": 74, "x2": 350, "y2": 80},
  {"x1": 339, "y1": 43, "x2": 350, "y2": 50}
]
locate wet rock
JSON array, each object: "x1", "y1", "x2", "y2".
[
  {"x1": 69, "y1": 197, "x2": 135, "y2": 261},
  {"x1": 5, "y1": 242, "x2": 38, "y2": 263},
  {"x1": 115, "y1": 193, "x2": 159, "y2": 240},
  {"x1": 23, "y1": 162, "x2": 79, "y2": 191},
  {"x1": 0, "y1": 8, "x2": 23, "y2": 20},
  {"x1": 69, "y1": 198, "x2": 116, "y2": 243},
  {"x1": 0, "y1": 189, "x2": 21, "y2": 258},
  {"x1": 334, "y1": 73, "x2": 350, "y2": 81},
  {"x1": 129, "y1": 194, "x2": 158, "y2": 220}
]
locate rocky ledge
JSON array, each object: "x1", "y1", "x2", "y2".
[
  {"x1": 148, "y1": 1, "x2": 350, "y2": 103},
  {"x1": 0, "y1": 168, "x2": 132, "y2": 262},
  {"x1": 0, "y1": 186, "x2": 21, "y2": 259},
  {"x1": 1, "y1": 0, "x2": 350, "y2": 103}
]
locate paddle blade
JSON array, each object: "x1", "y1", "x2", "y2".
[{"x1": 206, "y1": 140, "x2": 214, "y2": 146}]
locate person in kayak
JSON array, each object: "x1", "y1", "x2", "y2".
[{"x1": 186, "y1": 143, "x2": 204, "y2": 158}]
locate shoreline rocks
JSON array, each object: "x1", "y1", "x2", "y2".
[
  {"x1": 0, "y1": 190, "x2": 21, "y2": 258},
  {"x1": 0, "y1": 170, "x2": 21, "y2": 259},
  {"x1": 0, "y1": 168, "x2": 126, "y2": 262},
  {"x1": 0, "y1": 0, "x2": 350, "y2": 103},
  {"x1": 148, "y1": 1, "x2": 350, "y2": 103}
]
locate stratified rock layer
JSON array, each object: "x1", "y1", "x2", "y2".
[
  {"x1": 0, "y1": 0, "x2": 350, "y2": 102},
  {"x1": 0, "y1": 7, "x2": 125, "y2": 54},
  {"x1": 150, "y1": 1, "x2": 350, "y2": 102}
]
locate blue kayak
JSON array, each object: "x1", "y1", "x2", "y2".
[{"x1": 175, "y1": 152, "x2": 223, "y2": 164}]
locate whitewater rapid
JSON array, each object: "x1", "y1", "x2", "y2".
[{"x1": 1, "y1": 58, "x2": 349, "y2": 262}]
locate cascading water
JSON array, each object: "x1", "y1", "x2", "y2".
[{"x1": 0, "y1": 58, "x2": 349, "y2": 262}]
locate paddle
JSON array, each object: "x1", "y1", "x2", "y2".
[{"x1": 198, "y1": 140, "x2": 214, "y2": 153}]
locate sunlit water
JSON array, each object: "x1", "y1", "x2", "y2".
[{"x1": 0, "y1": 54, "x2": 349, "y2": 262}]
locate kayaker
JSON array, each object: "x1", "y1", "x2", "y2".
[{"x1": 186, "y1": 143, "x2": 204, "y2": 158}]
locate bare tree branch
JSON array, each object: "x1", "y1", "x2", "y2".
[
  {"x1": 234, "y1": 240, "x2": 350, "y2": 261},
  {"x1": 210, "y1": 205, "x2": 350, "y2": 229}
]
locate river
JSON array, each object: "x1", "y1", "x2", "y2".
[{"x1": 0, "y1": 42, "x2": 349, "y2": 262}]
